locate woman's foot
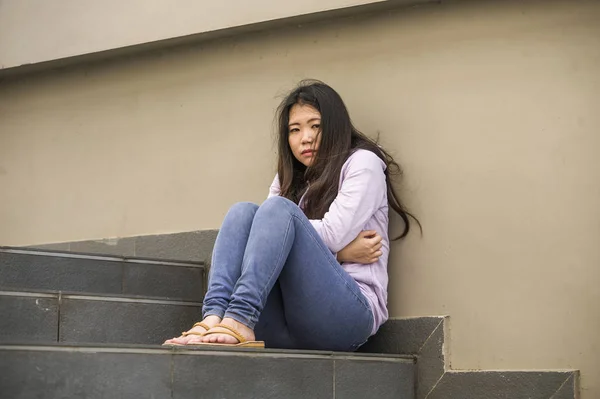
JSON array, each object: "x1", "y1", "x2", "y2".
[
  {"x1": 201, "y1": 317, "x2": 255, "y2": 344},
  {"x1": 163, "y1": 315, "x2": 222, "y2": 345}
]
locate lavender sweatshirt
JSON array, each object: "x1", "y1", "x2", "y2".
[{"x1": 268, "y1": 149, "x2": 389, "y2": 335}]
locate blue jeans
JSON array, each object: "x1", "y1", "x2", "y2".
[{"x1": 202, "y1": 196, "x2": 374, "y2": 351}]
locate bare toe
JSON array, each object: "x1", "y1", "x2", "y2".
[
  {"x1": 200, "y1": 328, "x2": 240, "y2": 344},
  {"x1": 164, "y1": 319, "x2": 218, "y2": 345},
  {"x1": 200, "y1": 320, "x2": 256, "y2": 345}
]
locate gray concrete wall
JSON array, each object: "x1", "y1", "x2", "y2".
[{"x1": 0, "y1": 0, "x2": 419, "y2": 69}]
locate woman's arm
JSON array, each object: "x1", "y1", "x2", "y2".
[
  {"x1": 337, "y1": 230, "x2": 383, "y2": 264},
  {"x1": 309, "y1": 150, "x2": 387, "y2": 253}
]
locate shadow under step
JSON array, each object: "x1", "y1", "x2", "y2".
[
  {"x1": 0, "y1": 289, "x2": 202, "y2": 345},
  {"x1": 0, "y1": 247, "x2": 206, "y2": 301},
  {"x1": 0, "y1": 343, "x2": 416, "y2": 399}
]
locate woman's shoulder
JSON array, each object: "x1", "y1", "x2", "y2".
[{"x1": 344, "y1": 149, "x2": 386, "y2": 171}]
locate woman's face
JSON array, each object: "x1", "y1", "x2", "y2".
[{"x1": 288, "y1": 103, "x2": 322, "y2": 167}]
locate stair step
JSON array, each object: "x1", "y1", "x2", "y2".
[
  {"x1": 0, "y1": 343, "x2": 415, "y2": 399},
  {"x1": 0, "y1": 290, "x2": 202, "y2": 345},
  {"x1": 0, "y1": 247, "x2": 206, "y2": 301}
]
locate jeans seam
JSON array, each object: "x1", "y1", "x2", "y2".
[
  {"x1": 223, "y1": 310, "x2": 254, "y2": 329},
  {"x1": 202, "y1": 299, "x2": 227, "y2": 316},
  {"x1": 203, "y1": 309, "x2": 225, "y2": 319},
  {"x1": 204, "y1": 202, "x2": 259, "y2": 323},
  {"x1": 257, "y1": 213, "x2": 294, "y2": 306}
]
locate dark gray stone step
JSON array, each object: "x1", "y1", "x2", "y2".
[
  {"x1": 0, "y1": 247, "x2": 206, "y2": 301},
  {"x1": 0, "y1": 343, "x2": 415, "y2": 399},
  {"x1": 0, "y1": 290, "x2": 202, "y2": 345}
]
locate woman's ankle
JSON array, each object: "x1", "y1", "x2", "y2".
[
  {"x1": 220, "y1": 317, "x2": 255, "y2": 339},
  {"x1": 203, "y1": 315, "x2": 222, "y2": 325}
]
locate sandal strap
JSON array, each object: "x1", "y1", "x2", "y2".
[
  {"x1": 181, "y1": 322, "x2": 211, "y2": 337},
  {"x1": 203, "y1": 324, "x2": 247, "y2": 344},
  {"x1": 192, "y1": 322, "x2": 211, "y2": 331},
  {"x1": 181, "y1": 331, "x2": 205, "y2": 337}
]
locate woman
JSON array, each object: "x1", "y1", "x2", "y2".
[{"x1": 164, "y1": 80, "x2": 417, "y2": 351}]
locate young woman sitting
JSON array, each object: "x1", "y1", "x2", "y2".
[{"x1": 164, "y1": 80, "x2": 417, "y2": 351}]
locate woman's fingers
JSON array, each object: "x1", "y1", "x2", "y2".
[
  {"x1": 368, "y1": 234, "x2": 382, "y2": 245},
  {"x1": 367, "y1": 250, "x2": 383, "y2": 263},
  {"x1": 372, "y1": 242, "x2": 382, "y2": 252},
  {"x1": 360, "y1": 230, "x2": 377, "y2": 238},
  {"x1": 369, "y1": 251, "x2": 382, "y2": 263},
  {"x1": 367, "y1": 236, "x2": 382, "y2": 253}
]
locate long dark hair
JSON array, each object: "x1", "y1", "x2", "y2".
[{"x1": 276, "y1": 80, "x2": 420, "y2": 239}]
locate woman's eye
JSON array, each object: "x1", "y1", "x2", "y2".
[
  {"x1": 312, "y1": 124, "x2": 320, "y2": 129},
  {"x1": 289, "y1": 128, "x2": 299, "y2": 133}
]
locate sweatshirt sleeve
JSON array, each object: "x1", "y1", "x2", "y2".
[
  {"x1": 267, "y1": 174, "x2": 281, "y2": 198},
  {"x1": 309, "y1": 150, "x2": 387, "y2": 253}
]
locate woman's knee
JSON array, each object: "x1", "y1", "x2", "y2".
[
  {"x1": 226, "y1": 202, "x2": 259, "y2": 220},
  {"x1": 260, "y1": 196, "x2": 297, "y2": 215}
]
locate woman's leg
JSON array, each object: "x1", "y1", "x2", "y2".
[
  {"x1": 202, "y1": 202, "x2": 259, "y2": 319},
  {"x1": 202, "y1": 196, "x2": 373, "y2": 351},
  {"x1": 253, "y1": 281, "x2": 298, "y2": 349},
  {"x1": 164, "y1": 202, "x2": 259, "y2": 345}
]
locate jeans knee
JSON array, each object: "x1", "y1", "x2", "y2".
[
  {"x1": 227, "y1": 202, "x2": 259, "y2": 221},
  {"x1": 262, "y1": 196, "x2": 295, "y2": 208},
  {"x1": 261, "y1": 196, "x2": 297, "y2": 216}
]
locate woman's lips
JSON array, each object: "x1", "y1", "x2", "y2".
[{"x1": 301, "y1": 150, "x2": 315, "y2": 156}]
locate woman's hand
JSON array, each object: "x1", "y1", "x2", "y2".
[{"x1": 337, "y1": 230, "x2": 383, "y2": 264}]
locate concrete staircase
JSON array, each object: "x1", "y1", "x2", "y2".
[
  {"x1": 0, "y1": 240, "x2": 579, "y2": 398},
  {"x1": 0, "y1": 247, "x2": 415, "y2": 399}
]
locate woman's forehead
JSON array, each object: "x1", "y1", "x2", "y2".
[{"x1": 289, "y1": 104, "x2": 321, "y2": 124}]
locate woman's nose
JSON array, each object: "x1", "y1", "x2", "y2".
[{"x1": 301, "y1": 129, "x2": 314, "y2": 143}]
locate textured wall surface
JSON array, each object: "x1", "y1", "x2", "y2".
[{"x1": 1, "y1": 0, "x2": 598, "y2": 397}]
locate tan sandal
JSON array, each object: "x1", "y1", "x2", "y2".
[
  {"x1": 162, "y1": 322, "x2": 211, "y2": 346},
  {"x1": 186, "y1": 323, "x2": 265, "y2": 348}
]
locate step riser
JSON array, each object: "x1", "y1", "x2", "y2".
[
  {"x1": 0, "y1": 251, "x2": 205, "y2": 301},
  {"x1": 0, "y1": 348, "x2": 415, "y2": 399},
  {"x1": 0, "y1": 294, "x2": 58, "y2": 343},
  {"x1": 1, "y1": 293, "x2": 201, "y2": 345}
]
